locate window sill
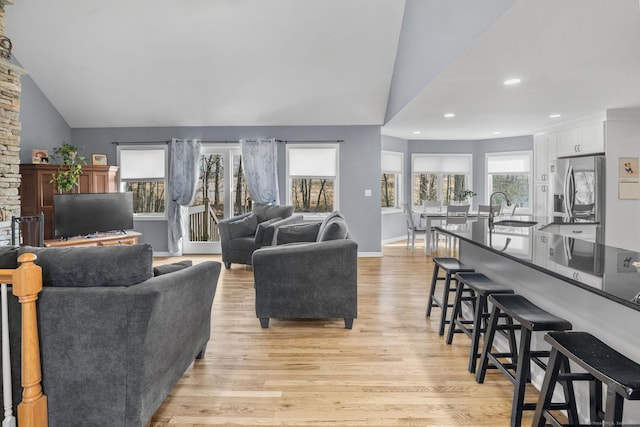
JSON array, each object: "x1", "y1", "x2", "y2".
[{"x1": 382, "y1": 208, "x2": 402, "y2": 215}]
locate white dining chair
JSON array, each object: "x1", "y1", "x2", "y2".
[
  {"x1": 402, "y1": 203, "x2": 427, "y2": 252},
  {"x1": 478, "y1": 204, "x2": 501, "y2": 217}
]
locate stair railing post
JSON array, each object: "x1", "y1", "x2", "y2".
[{"x1": 12, "y1": 253, "x2": 47, "y2": 427}]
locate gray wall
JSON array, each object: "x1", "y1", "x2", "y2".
[
  {"x1": 385, "y1": 0, "x2": 515, "y2": 122},
  {"x1": 71, "y1": 125, "x2": 382, "y2": 254},
  {"x1": 16, "y1": 61, "x2": 71, "y2": 163}
]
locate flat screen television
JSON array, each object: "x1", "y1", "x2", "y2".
[{"x1": 53, "y1": 192, "x2": 134, "y2": 238}]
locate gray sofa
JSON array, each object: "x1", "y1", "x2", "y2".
[
  {"x1": 218, "y1": 203, "x2": 302, "y2": 269},
  {"x1": 0, "y1": 244, "x2": 220, "y2": 427},
  {"x1": 252, "y1": 212, "x2": 358, "y2": 328}
]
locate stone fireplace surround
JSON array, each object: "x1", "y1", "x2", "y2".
[{"x1": 0, "y1": 2, "x2": 25, "y2": 245}]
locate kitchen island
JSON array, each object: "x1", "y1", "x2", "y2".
[{"x1": 436, "y1": 217, "x2": 640, "y2": 422}]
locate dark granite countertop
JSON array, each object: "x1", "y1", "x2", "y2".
[{"x1": 435, "y1": 216, "x2": 640, "y2": 312}]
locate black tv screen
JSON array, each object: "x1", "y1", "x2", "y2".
[{"x1": 53, "y1": 192, "x2": 134, "y2": 238}]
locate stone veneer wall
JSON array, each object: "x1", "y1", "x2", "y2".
[{"x1": 0, "y1": 3, "x2": 23, "y2": 245}]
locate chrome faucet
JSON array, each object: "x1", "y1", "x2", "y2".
[{"x1": 488, "y1": 191, "x2": 512, "y2": 230}]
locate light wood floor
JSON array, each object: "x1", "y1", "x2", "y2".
[{"x1": 149, "y1": 241, "x2": 537, "y2": 426}]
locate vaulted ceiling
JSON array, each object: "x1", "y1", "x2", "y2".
[{"x1": 5, "y1": 0, "x2": 640, "y2": 140}]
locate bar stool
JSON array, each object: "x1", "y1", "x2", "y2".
[
  {"x1": 533, "y1": 331, "x2": 640, "y2": 427},
  {"x1": 426, "y1": 257, "x2": 474, "y2": 336},
  {"x1": 476, "y1": 294, "x2": 574, "y2": 427},
  {"x1": 445, "y1": 272, "x2": 515, "y2": 373}
]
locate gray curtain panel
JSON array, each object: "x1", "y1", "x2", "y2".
[
  {"x1": 240, "y1": 138, "x2": 279, "y2": 204},
  {"x1": 168, "y1": 138, "x2": 202, "y2": 254}
]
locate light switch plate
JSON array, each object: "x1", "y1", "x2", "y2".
[{"x1": 364, "y1": 189, "x2": 372, "y2": 197}]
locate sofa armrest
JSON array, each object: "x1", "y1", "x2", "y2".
[{"x1": 218, "y1": 212, "x2": 254, "y2": 243}]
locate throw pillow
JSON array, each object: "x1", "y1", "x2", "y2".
[
  {"x1": 18, "y1": 243, "x2": 154, "y2": 287},
  {"x1": 254, "y1": 217, "x2": 283, "y2": 244},
  {"x1": 317, "y1": 218, "x2": 349, "y2": 241},
  {"x1": 253, "y1": 203, "x2": 294, "y2": 223},
  {"x1": 153, "y1": 260, "x2": 193, "y2": 276},
  {"x1": 276, "y1": 222, "x2": 322, "y2": 244},
  {"x1": 317, "y1": 211, "x2": 344, "y2": 239},
  {"x1": 229, "y1": 213, "x2": 258, "y2": 239}
]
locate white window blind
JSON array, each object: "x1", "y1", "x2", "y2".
[
  {"x1": 119, "y1": 149, "x2": 166, "y2": 179},
  {"x1": 381, "y1": 151, "x2": 402, "y2": 173},
  {"x1": 288, "y1": 146, "x2": 337, "y2": 177},
  {"x1": 413, "y1": 154, "x2": 472, "y2": 173},
  {"x1": 487, "y1": 153, "x2": 530, "y2": 173}
]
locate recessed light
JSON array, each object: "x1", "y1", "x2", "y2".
[
  {"x1": 492, "y1": 131, "x2": 501, "y2": 135},
  {"x1": 549, "y1": 114, "x2": 561, "y2": 118},
  {"x1": 503, "y1": 78, "x2": 522, "y2": 86},
  {"x1": 443, "y1": 113, "x2": 455, "y2": 118},
  {"x1": 412, "y1": 130, "x2": 422, "y2": 135}
]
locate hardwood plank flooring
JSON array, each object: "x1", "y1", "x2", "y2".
[{"x1": 149, "y1": 242, "x2": 537, "y2": 426}]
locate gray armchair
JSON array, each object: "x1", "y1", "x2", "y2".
[
  {"x1": 218, "y1": 203, "x2": 301, "y2": 269},
  {"x1": 252, "y1": 211, "x2": 357, "y2": 329}
]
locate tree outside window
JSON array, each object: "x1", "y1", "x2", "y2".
[{"x1": 287, "y1": 145, "x2": 338, "y2": 214}]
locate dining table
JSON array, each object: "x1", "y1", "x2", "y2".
[{"x1": 417, "y1": 209, "x2": 478, "y2": 254}]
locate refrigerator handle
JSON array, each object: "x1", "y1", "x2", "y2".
[{"x1": 564, "y1": 165, "x2": 574, "y2": 220}]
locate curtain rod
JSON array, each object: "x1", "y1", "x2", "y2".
[
  {"x1": 112, "y1": 140, "x2": 170, "y2": 145},
  {"x1": 112, "y1": 139, "x2": 344, "y2": 145},
  {"x1": 275, "y1": 139, "x2": 344, "y2": 143}
]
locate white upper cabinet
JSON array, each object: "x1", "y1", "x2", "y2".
[
  {"x1": 556, "y1": 121, "x2": 605, "y2": 158},
  {"x1": 534, "y1": 133, "x2": 556, "y2": 182}
]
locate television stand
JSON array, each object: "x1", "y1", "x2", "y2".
[{"x1": 44, "y1": 231, "x2": 142, "y2": 248}]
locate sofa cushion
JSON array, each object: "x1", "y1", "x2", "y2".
[
  {"x1": 276, "y1": 222, "x2": 322, "y2": 245},
  {"x1": 153, "y1": 260, "x2": 193, "y2": 276},
  {"x1": 0, "y1": 246, "x2": 19, "y2": 269},
  {"x1": 253, "y1": 203, "x2": 294, "y2": 223},
  {"x1": 227, "y1": 236, "x2": 262, "y2": 252},
  {"x1": 18, "y1": 243, "x2": 154, "y2": 287},
  {"x1": 228, "y1": 213, "x2": 258, "y2": 239},
  {"x1": 255, "y1": 217, "x2": 283, "y2": 245}
]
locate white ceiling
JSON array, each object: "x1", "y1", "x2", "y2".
[
  {"x1": 5, "y1": 0, "x2": 640, "y2": 140},
  {"x1": 384, "y1": 0, "x2": 640, "y2": 140}
]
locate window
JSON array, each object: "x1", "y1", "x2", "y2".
[
  {"x1": 381, "y1": 151, "x2": 402, "y2": 209},
  {"x1": 486, "y1": 151, "x2": 532, "y2": 210},
  {"x1": 412, "y1": 154, "x2": 472, "y2": 207},
  {"x1": 287, "y1": 144, "x2": 338, "y2": 214},
  {"x1": 118, "y1": 146, "x2": 168, "y2": 217}
]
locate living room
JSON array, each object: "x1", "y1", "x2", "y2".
[{"x1": 3, "y1": 1, "x2": 640, "y2": 426}]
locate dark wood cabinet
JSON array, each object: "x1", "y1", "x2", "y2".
[{"x1": 19, "y1": 164, "x2": 119, "y2": 240}]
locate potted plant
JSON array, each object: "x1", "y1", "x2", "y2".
[
  {"x1": 453, "y1": 189, "x2": 476, "y2": 204},
  {"x1": 50, "y1": 142, "x2": 86, "y2": 193}
]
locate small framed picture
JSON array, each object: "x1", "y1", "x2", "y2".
[
  {"x1": 32, "y1": 149, "x2": 49, "y2": 164},
  {"x1": 92, "y1": 153, "x2": 108, "y2": 165}
]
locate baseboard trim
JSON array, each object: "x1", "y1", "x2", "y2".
[
  {"x1": 358, "y1": 251, "x2": 383, "y2": 257},
  {"x1": 382, "y1": 236, "x2": 406, "y2": 244}
]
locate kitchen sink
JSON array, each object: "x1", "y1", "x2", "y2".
[{"x1": 493, "y1": 220, "x2": 538, "y2": 227}]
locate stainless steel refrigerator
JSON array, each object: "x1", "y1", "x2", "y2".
[{"x1": 551, "y1": 155, "x2": 605, "y2": 238}]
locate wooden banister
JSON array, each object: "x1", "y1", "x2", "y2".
[{"x1": 0, "y1": 253, "x2": 48, "y2": 427}]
